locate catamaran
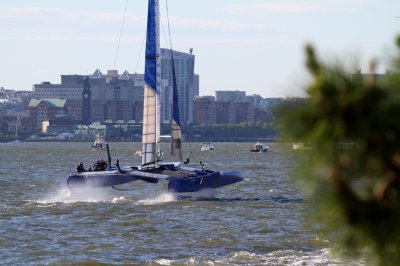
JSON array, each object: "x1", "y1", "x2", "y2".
[{"x1": 67, "y1": 0, "x2": 243, "y2": 192}]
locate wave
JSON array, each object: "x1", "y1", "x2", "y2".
[
  {"x1": 177, "y1": 195, "x2": 303, "y2": 204},
  {"x1": 14, "y1": 248, "x2": 364, "y2": 265},
  {"x1": 24, "y1": 186, "x2": 179, "y2": 206},
  {"x1": 148, "y1": 249, "x2": 363, "y2": 266}
]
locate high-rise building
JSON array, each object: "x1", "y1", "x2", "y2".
[
  {"x1": 160, "y1": 48, "x2": 196, "y2": 124},
  {"x1": 193, "y1": 74, "x2": 199, "y2": 97}
]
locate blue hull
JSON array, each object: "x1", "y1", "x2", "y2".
[
  {"x1": 67, "y1": 170, "x2": 138, "y2": 188},
  {"x1": 67, "y1": 167, "x2": 243, "y2": 193},
  {"x1": 167, "y1": 171, "x2": 243, "y2": 193}
]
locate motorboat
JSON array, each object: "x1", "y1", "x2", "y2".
[
  {"x1": 250, "y1": 142, "x2": 269, "y2": 153},
  {"x1": 201, "y1": 143, "x2": 214, "y2": 151},
  {"x1": 91, "y1": 134, "x2": 106, "y2": 150}
]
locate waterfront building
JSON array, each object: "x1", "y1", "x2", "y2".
[
  {"x1": 26, "y1": 99, "x2": 67, "y2": 127},
  {"x1": 233, "y1": 102, "x2": 255, "y2": 123},
  {"x1": 214, "y1": 101, "x2": 253, "y2": 124},
  {"x1": 89, "y1": 70, "x2": 144, "y2": 123},
  {"x1": 193, "y1": 96, "x2": 216, "y2": 125},
  {"x1": 33, "y1": 70, "x2": 144, "y2": 124},
  {"x1": 33, "y1": 76, "x2": 85, "y2": 120},
  {"x1": 34, "y1": 75, "x2": 85, "y2": 100},
  {"x1": 194, "y1": 96, "x2": 256, "y2": 125},
  {"x1": 215, "y1": 101, "x2": 231, "y2": 124}
]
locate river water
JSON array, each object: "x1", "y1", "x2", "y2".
[{"x1": 0, "y1": 142, "x2": 360, "y2": 265}]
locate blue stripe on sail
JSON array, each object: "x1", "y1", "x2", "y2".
[
  {"x1": 144, "y1": 0, "x2": 158, "y2": 94},
  {"x1": 170, "y1": 50, "x2": 182, "y2": 160},
  {"x1": 171, "y1": 52, "x2": 181, "y2": 127}
]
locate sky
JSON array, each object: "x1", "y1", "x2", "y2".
[{"x1": 1, "y1": 0, "x2": 400, "y2": 98}]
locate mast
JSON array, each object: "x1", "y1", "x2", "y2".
[{"x1": 141, "y1": 0, "x2": 161, "y2": 168}]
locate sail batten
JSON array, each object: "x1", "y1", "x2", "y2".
[{"x1": 141, "y1": 0, "x2": 160, "y2": 168}]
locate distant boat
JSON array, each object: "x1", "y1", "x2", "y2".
[
  {"x1": 67, "y1": 0, "x2": 242, "y2": 193},
  {"x1": 292, "y1": 143, "x2": 312, "y2": 150},
  {"x1": 91, "y1": 134, "x2": 106, "y2": 150},
  {"x1": 201, "y1": 143, "x2": 214, "y2": 151},
  {"x1": 250, "y1": 142, "x2": 269, "y2": 153}
]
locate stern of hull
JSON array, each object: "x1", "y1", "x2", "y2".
[{"x1": 167, "y1": 171, "x2": 242, "y2": 193}]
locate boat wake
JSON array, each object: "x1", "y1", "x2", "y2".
[
  {"x1": 31, "y1": 187, "x2": 116, "y2": 204},
  {"x1": 109, "y1": 196, "x2": 130, "y2": 203},
  {"x1": 26, "y1": 186, "x2": 179, "y2": 205},
  {"x1": 136, "y1": 192, "x2": 177, "y2": 205}
]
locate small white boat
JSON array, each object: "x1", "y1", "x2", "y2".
[
  {"x1": 91, "y1": 134, "x2": 106, "y2": 150},
  {"x1": 201, "y1": 143, "x2": 214, "y2": 151},
  {"x1": 250, "y1": 142, "x2": 269, "y2": 153},
  {"x1": 292, "y1": 143, "x2": 312, "y2": 150}
]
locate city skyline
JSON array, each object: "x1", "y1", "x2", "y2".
[{"x1": 1, "y1": 0, "x2": 399, "y2": 97}]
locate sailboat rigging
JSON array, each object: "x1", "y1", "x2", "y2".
[{"x1": 67, "y1": 0, "x2": 243, "y2": 192}]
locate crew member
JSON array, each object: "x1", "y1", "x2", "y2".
[
  {"x1": 76, "y1": 161, "x2": 86, "y2": 173},
  {"x1": 94, "y1": 158, "x2": 108, "y2": 171}
]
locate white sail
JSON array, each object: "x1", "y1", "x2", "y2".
[
  {"x1": 171, "y1": 119, "x2": 182, "y2": 160},
  {"x1": 141, "y1": 0, "x2": 161, "y2": 168}
]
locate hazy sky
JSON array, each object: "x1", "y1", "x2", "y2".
[{"x1": 1, "y1": 0, "x2": 399, "y2": 97}]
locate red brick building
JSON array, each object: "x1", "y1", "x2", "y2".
[
  {"x1": 194, "y1": 96, "x2": 258, "y2": 125},
  {"x1": 26, "y1": 99, "x2": 67, "y2": 128},
  {"x1": 193, "y1": 96, "x2": 216, "y2": 125}
]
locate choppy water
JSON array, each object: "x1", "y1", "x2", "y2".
[{"x1": 0, "y1": 142, "x2": 358, "y2": 265}]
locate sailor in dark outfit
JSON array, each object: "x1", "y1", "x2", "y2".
[
  {"x1": 94, "y1": 158, "x2": 108, "y2": 171},
  {"x1": 76, "y1": 161, "x2": 86, "y2": 173}
]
